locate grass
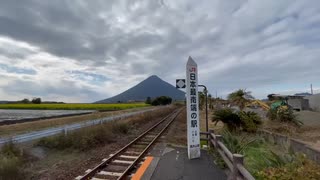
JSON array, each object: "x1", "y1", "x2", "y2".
[
  {"x1": 36, "y1": 106, "x2": 176, "y2": 151},
  {"x1": 36, "y1": 122, "x2": 118, "y2": 151},
  {"x1": 0, "y1": 103, "x2": 149, "y2": 110},
  {"x1": 0, "y1": 107, "x2": 153, "y2": 137}
]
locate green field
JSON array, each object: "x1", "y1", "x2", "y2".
[{"x1": 0, "y1": 103, "x2": 150, "y2": 110}]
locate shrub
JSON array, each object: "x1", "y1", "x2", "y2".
[
  {"x1": 222, "y1": 130, "x2": 257, "y2": 154},
  {"x1": 238, "y1": 111, "x2": 262, "y2": 132},
  {"x1": 212, "y1": 108, "x2": 241, "y2": 131},
  {"x1": 267, "y1": 106, "x2": 302, "y2": 126}
]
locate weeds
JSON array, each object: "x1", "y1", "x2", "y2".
[
  {"x1": 0, "y1": 142, "x2": 24, "y2": 180},
  {"x1": 256, "y1": 154, "x2": 320, "y2": 179},
  {"x1": 37, "y1": 122, "x2": 119, "y2": 151},
  {"x1": 222, "y1": 130, "x2": 258, "y2": 154},
  {"x1": 36, "y1": 107, "x2": 175, "y2": 151}
]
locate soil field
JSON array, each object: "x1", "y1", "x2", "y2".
[
  {"x1": 0, "y1": 106, "x2": 154, "y2": 137},
  {"x1": 0, "y1": 109, "x2": 94, "y2": 122},
  {"x1": 0, "y1": 103, "x2": 149, "y2": 110}
]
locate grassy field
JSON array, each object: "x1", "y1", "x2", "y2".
[{"x1": 0, "y1": 103, "x2": 150, "y2": 110}]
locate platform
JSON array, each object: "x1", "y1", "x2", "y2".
[{"x1": 141, "y1": 145, "x2": 227, "y2": 180}]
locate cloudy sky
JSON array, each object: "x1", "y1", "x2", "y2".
[{"x1": 0, "y1": 0, "x2": 319, "y2": 102}]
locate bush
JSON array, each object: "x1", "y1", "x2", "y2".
[
  {"x1": 267, "y1": 106, "x2": 302, "y2": 126},
  {"x1": 212, "y1": 108, "x2": 241, "y2": 131},
  {"x1": 222, "y1": 130, "x2": 257, "y2": 154},
  {"x1": 238, "y1": 111, "x2": 262, "y2": 132}
]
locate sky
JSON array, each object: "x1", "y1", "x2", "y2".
[{"x1": 0, "y1": 0, "x2": 319, "y2": 102}]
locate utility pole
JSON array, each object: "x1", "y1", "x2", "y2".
[{"x1": 311, "y1": 84, "x2": 314, "y2": 95}]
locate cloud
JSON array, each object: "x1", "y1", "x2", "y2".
[{"x1": 0, "y1": 0, "x2": 319, "y2": 102}]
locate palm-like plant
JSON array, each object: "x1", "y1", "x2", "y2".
[{"x1": 228, "y1": 89, "x2": 254, "y2": 110}]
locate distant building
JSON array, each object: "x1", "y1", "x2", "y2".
[
  {"x1": 304, "y1": 93, "x2": 320, "y2": 112},
  {"x1": 271, "y1": 94, "x2": 309, "y2": 111}
]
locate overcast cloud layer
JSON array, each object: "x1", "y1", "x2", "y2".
[{"x1": 0, "y1": 0, "x2": 319, "y2": 102}]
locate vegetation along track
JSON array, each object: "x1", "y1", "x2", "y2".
[{"x1": 76, "y1": 108, "x2": 183, "y2": 180}]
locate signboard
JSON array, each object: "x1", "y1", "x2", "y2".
[
  {"x1": 176, "y1": 79, "x2": 186, "y2": 88},
  {"x1": 186, "y1": 56, "x2": 200, "y2": 159}
]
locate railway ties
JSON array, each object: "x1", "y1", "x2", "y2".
[{"x1": 76, "y1": 108, "x2": 182, "y2": 180}]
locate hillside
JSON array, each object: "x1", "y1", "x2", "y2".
[{"x1": 95, "y1": 75, "x2": 185, "y2": 103}]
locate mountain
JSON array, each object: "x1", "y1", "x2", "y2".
[
  {"x1": 95, "y1": 75, "x2": 185, "y2": 103},
  {"x1": 0, "y1": 101, "x2": 10, "y2": 104}
]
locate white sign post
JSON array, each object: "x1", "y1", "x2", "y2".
[{"x1": 186, "y1": 56, "x2": 201, "y2": 159}]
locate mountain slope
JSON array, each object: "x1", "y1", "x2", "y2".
[{"x1": 95, "y1": 75, "x2": 185, "y2": 103}]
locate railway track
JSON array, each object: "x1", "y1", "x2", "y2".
[{"x1": 75, "y1": 108, "x2": 182, "y2": 180}]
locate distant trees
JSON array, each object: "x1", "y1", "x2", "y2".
[
  {"x1": 21, "y1": 98, "x2": 30, "y2": 104},
  {"x1": 31, "y1": 98, "x2": 42, "y2": 104},
  {"x1": 147, "y1": 96, "x2": 172, "y2": 106},
  {"x1": 145, "y1": 97, "x2": 152, "y2": 104},
  {"x1": 267, "y1": 94, "x2": 276, "y2": 101},
  {"x1": 228, "y1": 89, "x2": 254, "y2": 110}
]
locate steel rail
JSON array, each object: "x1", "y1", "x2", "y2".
[
  {"x1": 117, "y1": 109, "x2": 182, "y2": 180},
  {"x1": 79, "y1": 108, "x2": 182, "y2": 180}
]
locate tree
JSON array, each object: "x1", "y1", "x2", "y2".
[
  {"x1": 32, "y1": 98, "x2": 41, "y2": 104},
  {"x1": 198, "y1": 91, "x2": 205, "y2": 110},
  {"x1": 228, "y1": 89, "x2": 253, "y2": 110},
  {"x1": 267, "y1": 94, "x2": 276, "y2": 101},
  {"x1": 151, "y1": 96, "x2": 172, "y2": 106},
  {"x1": 145, "y1": 97, "x2": 152, "y2": 104},
  {"x1": 21, "y1": 98, "x2": 30, "y2": 104}
]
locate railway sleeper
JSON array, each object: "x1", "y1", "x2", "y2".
[
  {"x1": 116, "y1": 156, "x2": 137, "y2": 161},
  {"x1": 104, "y1": 164, "x2": 129, "y2": 172},
  {"x1": 135, "y1": 141, "x2": 150, "y2": 145},
  {"x1": 91, "y1": 177, "x2": 110, "y2": 180},
  {"x1": 112, "y1": 159, "x2": 134, "y2": 165},
  {"x1": 132, "y1": 144, "x2": 147, "y2": 149},
  {"x1": 122, "y1": 151, "x2": 141, "y2": 156},
  {"x1": 94, "y1": 173, "x2": 118, "y2": 180}
]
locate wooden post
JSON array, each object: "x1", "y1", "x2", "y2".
[
  {"x1": 232, "y1": 154, "x2": 244, "y2": 180},
  {"x1": 215, "y1": 135, "x2": 222, "y2": 148},
  {"x1": 209, "y1": 130, "x2": 214, "y2": 149}
]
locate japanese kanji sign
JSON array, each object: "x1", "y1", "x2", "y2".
[
  {"x1": 176, "y1": 79, "x2": 186, "y2": 88},
  {"x1": 186, "y1": 56, "x2": 200, "y2": 159}
]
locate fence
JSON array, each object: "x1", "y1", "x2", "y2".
[{"x1": 200, "y1": 130, "x2": 255, "y2": 180}]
